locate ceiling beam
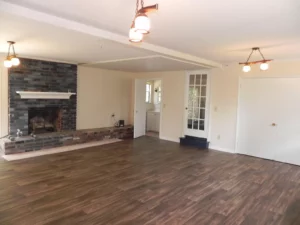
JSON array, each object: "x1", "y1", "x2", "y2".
[
  {"x1": 0, "y1": 1, "x2": 223, "y2": 68},
  {"x1": 82, "y1": 55, "x2": 211, "y2": 69}
]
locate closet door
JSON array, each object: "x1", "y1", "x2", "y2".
[{"x1": 237, "y1": 78, "x2": 300, "y2": 166}]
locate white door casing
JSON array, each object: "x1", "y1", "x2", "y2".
[
  {"x1": 134, "y1": 79, "x2": 147, "y2": 138},
  {"x1": 184, "y1": 71, "x2": 210, "y2": 138},
  {"x1": 237, "y1": 77, "x2": 300, "y2": 166}
]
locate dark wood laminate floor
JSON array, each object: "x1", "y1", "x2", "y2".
[{"x1": 0, "y1": 137, "x2": 300, "y2": 225}]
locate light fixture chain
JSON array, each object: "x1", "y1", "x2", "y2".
[
  {"x1": 246, "y1": 49, "x2": 254, "y2": 64},
  {"x1": 12, "y1": 44, "x2": 16, "y2": 56},
  {"x1": 258, "y1": 48, "x2": 266, "y2": 61},
  {"x1": 7, "y1": 43, "x2": 11, "y2": 58},
  {"x1": 135, "y1": 0, "x2": 139, "y2": 14}
]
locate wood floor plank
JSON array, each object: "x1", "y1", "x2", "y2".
[{"x1": 0, "y1": 137, "x2": 299, "y2": 224}]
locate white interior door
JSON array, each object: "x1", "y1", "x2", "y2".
[
  {"x1": 237, "y1": 78, "x2": 300, "y2": 166},
  {"x1": 272, "y1": 80, "x2": 300, "y2": 165},
  {"x1": 184, "y1": 72, "x2": 210, "y2": 138},
  {"x1": 134, "y1": 79, "x2": 147, "y2": 138}
]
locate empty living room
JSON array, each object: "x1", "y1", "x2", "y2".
[{"x1": 0, "y1": 0, "x2": 300, "y2": 224}]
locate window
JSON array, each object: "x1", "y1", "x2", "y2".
[
  {"x1": 146, "y1": 83, "x2": 151, "y2": 103},
  {"x1": 157, "y1": 87, "x2": 162, "y2": 103}
]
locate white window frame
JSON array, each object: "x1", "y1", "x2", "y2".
[
  {"x1": 157, "y1": 86, "x2": 162, "y2": 103},
  {"x1": 146, "y1": 83, "x2": 152, "y2": 103}
]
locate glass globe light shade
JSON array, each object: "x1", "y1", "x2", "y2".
[
  {"x1": 11, "y1": 57, "x2": 20, "y2": 66},
  {"x1": 4, "y1": 59, "x2": 12, "y2": 68},
  {"x1": 129, "y1": 27, "x2": 143, "y2": 43},
  {"x1": 243, "y1": 65, "x2": 251, "y2": 73},
  {"x1": 260, "y1": 62, "x2": 269, "y2": 71},
  {"x1": 134, "y1": 14, "x2": 150, "y2": 34}
]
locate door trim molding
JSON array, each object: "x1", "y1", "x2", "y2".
[
  {"x1": 134, "y1": 79, "x2": 147, "y2": 138},
  {"x1": 134, "y1": 78, "x2": 164, "y2": 139},
  {"x1": 234, "y1": 76, "x2": 243, "y2": 154}
]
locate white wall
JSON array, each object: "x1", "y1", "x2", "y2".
[
  {"x1": 77, "y1": 66, "x2": 134, "y2": 129},
  {"x1": 132, "y1": 60, "x2": 300, "y2": 151},
  {"x1": 209, "y1": 60, "x2": 300, "y2": 153},
  {"x1": 0, "y1": 56, "x2": 9, "y2": 138}
]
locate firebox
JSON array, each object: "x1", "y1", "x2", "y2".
[{"x1": 28, "y1": 107, "x2": 62, "y2": 134}]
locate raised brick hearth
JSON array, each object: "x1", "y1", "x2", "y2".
[{"x1": 2, "y1": 126, "x2": 133, "y2": 155}]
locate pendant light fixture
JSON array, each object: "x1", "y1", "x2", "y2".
[
  {"x1": 129, "y1": 0, "x2": 143, "y2": 43},
  {"x1": 129, "y1": 0, "x2": 158, "y2": 42},
  {"x1": 243, "y1": 65, "x2": 251, "y2": 73},
  {"x1": 135, "y1": 13, "x2": 150, "y2": 34},
  {"x1": 4, "y1": 41, "x2": 20, "y2": 68},
  {"x1": 129, "y1": 22, "x2": 143, "y2": 43},
  {"x1": 239, "y1": 47, "x2": 273, "y2": 72}
]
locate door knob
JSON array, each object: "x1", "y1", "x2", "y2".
[
  {"x1": 185, "y1": 107, "x2": 188, "y2": 110},
  {"x1": 271, "y1": 123, "x2": 277, "y2": 126}
]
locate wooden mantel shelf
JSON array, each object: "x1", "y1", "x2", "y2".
[{"x1": 16, "y1": 91, "x2": 76, "y2": 99}]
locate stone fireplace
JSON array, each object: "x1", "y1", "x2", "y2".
[
  {"x1": 3, "y1": 58, "x2": 135, "y2": 155},
  {"x1": 28, "y1": 107, "x2": 62, "y2": 134},
  {"x1": 9, "y1": 58, "x2": 77, "y2": 136}
]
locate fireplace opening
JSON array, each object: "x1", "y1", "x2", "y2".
[{"x1": 28, "y1": 107, "x2": 62, "y2": 135}]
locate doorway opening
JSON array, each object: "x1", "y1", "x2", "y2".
[
  {"x1": 145, "y1": 79, "x2": 161, "y2": 138},
  {"x1": 134, "y1": 78, "x2": 162, "y2": 139}
]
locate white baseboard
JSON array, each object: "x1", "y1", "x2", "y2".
[
  {"x1": 160, "y1": 136, "x2": 180, "y2": 143},
  {"x1": 209, "y1": 145, "x2": 234, "y2": 153}
]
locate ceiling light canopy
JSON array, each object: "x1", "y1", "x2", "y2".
[
  {"x1": 239, "y1": 47, "x2": 273, "y2": 73},
  {"x1": 129, "y1": 0, "x2": 158, "y2": 42},
  {"x1": 3, "y1": 41, "x2": 20, "y2": 68}
]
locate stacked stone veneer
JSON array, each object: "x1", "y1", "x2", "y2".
[
  {"x1": 9, "y1": 58, "x2": 77, "y2": 135},
  {"x1": 2, "y1": 126, "x2": 133, "y2": 155}
]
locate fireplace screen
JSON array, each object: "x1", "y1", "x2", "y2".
[{"x1": 28, "y1": 107, "x2": 62, "y2": 134}]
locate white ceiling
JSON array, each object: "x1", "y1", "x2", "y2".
[
  {"x1": 0, "y1": 12, "x2": 156, "y2": 64},
  {"x1": 1, "y1": 0, "x2": 300, "y2": 70}
]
